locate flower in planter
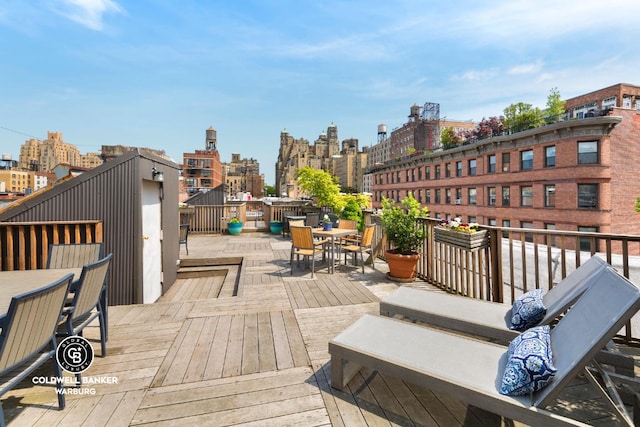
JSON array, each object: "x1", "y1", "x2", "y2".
[
  {"x1": 323, "y1": 214, "x2": 331, "y2": 223},
  {"x1": 229, "y1": 217, "x2": 241, "y2": 224},
  {"x1": 440, "y1": 217, "x2": 480, "y2": 233}
]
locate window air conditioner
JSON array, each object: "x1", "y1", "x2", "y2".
[{"x1": 455, "y1": 199, "x2": 462, "y2": 205}]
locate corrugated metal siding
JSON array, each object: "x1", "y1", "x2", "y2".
[{"x1": 0, "y1": 150, "x2": 179, "y2": 306}]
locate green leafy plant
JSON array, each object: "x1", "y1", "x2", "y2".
[
  {"x1": 380, "y1": 193, "x2": 429, "y2": 255},
  {"x1": 229, "y1": 217, "x2": 241, "y2": 224}
]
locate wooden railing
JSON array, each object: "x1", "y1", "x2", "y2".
[{"x1": 0, "y1": 221, "x2": 103, "y2": 271}]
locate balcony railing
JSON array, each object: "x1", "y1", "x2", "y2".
[
  {"x1": 0, "y1": 220, "x2": 103, "y2": 271},
  {"x1": 366, "y1": 216, "x2": 640, "y2": 342}
]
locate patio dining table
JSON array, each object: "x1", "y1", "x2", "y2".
[
  {"x1": 312, "y1": 228, "x2": 358, "y2": 273},
  {"x1": 0, "y1": 268, "x2": 82, "y2": 315}
]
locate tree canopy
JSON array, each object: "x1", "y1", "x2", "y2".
[
  {"x1": 502, "y1": 102, "x2": 545, "y2": 133},
  {"x1": 296, "y1": 166, "x2": 370, "y2": 213}
]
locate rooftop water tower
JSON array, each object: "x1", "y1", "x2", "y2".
[{"x1": 377, "y1": 123, "x2": 387, "y2": 143}]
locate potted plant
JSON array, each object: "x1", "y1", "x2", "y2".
[
  {"x1": 269, "y1": 220, "x2": 284, "y2": 234},
  {"x1": 380, "y1": 193, "x2": 429, "y2": 281},
  {"x1": 434, "y1": 217, "x2": 489, "y2": 250},
  {"x1": 228, "y1": 217, "x2": 243, "y2": 235},
  {"x1": 322, "y1": 214, "x2": 333, "y2": 231}
]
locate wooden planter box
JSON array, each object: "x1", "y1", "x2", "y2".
[{"x1": 434, "y1": 227, "x2": 489, "y2": 250}]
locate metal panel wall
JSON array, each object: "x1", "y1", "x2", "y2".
[{"x1": 0, "y1": 150, "x2": 180, "y2": 305}]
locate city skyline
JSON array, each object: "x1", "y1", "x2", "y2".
[{"x1": 1, "y1": 0, "x2": 639, "y2": 186}]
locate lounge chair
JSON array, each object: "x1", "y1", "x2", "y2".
[
  {"x1": 329, "y1": 265, "x2": 640, "y2": 426},
  {"x1": 0, "y1": 274, "x2": 73, "y2": 426},
  {"x1": 379, "y1": 255, "x2": 608, "y2": 343}
]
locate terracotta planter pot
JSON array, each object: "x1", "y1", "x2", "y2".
[{"x1": 385, "y1": 250, "x2": 420, "y2": 281}]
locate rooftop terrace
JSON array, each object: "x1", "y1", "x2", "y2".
[{"x1": 4, "y1": 232, "x2": 638, "y2": 426}]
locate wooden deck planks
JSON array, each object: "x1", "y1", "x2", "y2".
[{"x1": 2, "y1": 232, "x2": 629, "y2": 427}]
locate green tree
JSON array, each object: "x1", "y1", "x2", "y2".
[
  {"x1": 544, "y1": 87, "x2": 566, "y2": 123},
  {"x1": 264, "y1": 184, "x2": 276, "y2": 196},
  {"x1": 440, "y1": 126, "x2": 462, "y2": 149},
  {"x1": 341, "y1": 198, "x2": 364, "y2": 230},
  {"x1": 502, "y1": 102, "x2": 545, "y2": 133},
  {"x1": 296, "y1": 166, "x2": 343, "y2": 211}
]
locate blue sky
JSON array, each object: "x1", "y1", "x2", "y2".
[{"x1": 1, "y1": 0, "x2": 639, "y2": 186}]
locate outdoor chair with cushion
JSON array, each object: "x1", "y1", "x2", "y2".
[
  {"x1": 58, "y1": 254, "x2": 112, "y2": 364},
  {"x1": 290, "y1": 225, "x2": 327, "y2": 278},
  {"x1": 342, "y1": 224, "x2": 376, "y2": 273},
  {"x1": 0, "y1": 274, "x2": 73, "y2": 426},
  {"x1": 330, "y1": 265, "x2": 640, "y2": 426}
]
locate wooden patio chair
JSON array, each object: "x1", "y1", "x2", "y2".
[
  {"x1": 289, "y1": 225, "x2": 326, "y2": 278},
  {"x1": 342, "y1": 224, "x2": 376, "y2": 273},
  {"x1": 179, "y1": 224, "x2": 189, "y2": 255},
  {"x1": 330, "y1": 266, "x2": 640, "y2": 426},
  {"x1": 58, "y1": 254, "x2": 112, "y2": 364},
  {"x1": 0, "y1": 274, "x2": 73, "y2": 426}
]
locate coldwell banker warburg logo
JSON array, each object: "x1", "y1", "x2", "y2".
[
  {"x1": 32, "y1": 336, "x2": 119, "y2": 394},
  {"x1": 56, "y1": 336, "x2": 94, "y2": 373}
]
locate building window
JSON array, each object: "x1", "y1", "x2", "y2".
[
  {"x1": 488, "y1": 155, "x2": 496, "y2": 173},
  {"x1": 488, "y1": 187, "x2": 496, "y2": 206},
  {"x1": 545, "y1": 146, "x2": 556, "y2": 167},
  {"x1": 502, "y1": 186, "x2": 510, "y2": 207},
  {"x1": 544, "y1": 223, "x2": 557, "y2": 247},
  {"x1": 445, "y1": 163, "x2": 451, "y2": 178},
  {"x1": 578, "y1": 184, "x2": 598, "y2": 208},
  {"x1": 502, "y1": 219, "x2": 511, "y2": 237},
  {"x1": 456, "y1": 161, "x2": 463, "y2": 177},
  {"x1": 468, "y1": 188, "x2": 477, "y2": 205},
  {"x1": 456, "y1": 188, "x2": 462, "y2": 204},
  {"x1": 418, "y1": 168, "x2": 422, "y2": 180},
  {"x1": 468, "y1": 159, "x2": 477, "y2": 176},
  {"x1": 578, "y1": 226, "x2": 598, "y2": 252},
  {"x1": 468, "y1": 216, "x2": 477, "y2": 223},
  {"x1": 521, "y1": 221, "x2": 534, "y2": 243},
  {"x1": 435, "y1": 189, "x2": 441, "y2": 204},
  {"x1": 502, "y1": 152, "x2": 510, "y2": 172},
  {"x1": 445, "y1": 188, "x2": 451, "y2": 204},
  {"x1": 578, "y1": 141, "x2": 598, "y2": 164},
  {"x1": 435, "y1": 165, "x2": 441, "y2": 179},
  {"x1": 520, "y1": 186, "x2": 533, "y2": 207},
  {"x1": 544, "y1": 185, "x2": 555, "y2": 207},
  {"x1": 425, "y1": 189, "x2": 431, "y2": 204},
  {"x1": 520, "y1": 150, "x2": 533, "y2": 170},
  {"x1": 425, "y1": 166, "x2": 430, "y2": 180},
  {"x1": 488, "y1": 218, "x2": 497, "y2": 226}
]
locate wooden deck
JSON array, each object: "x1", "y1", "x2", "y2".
[{"x1": 3, "y1": 232, "x2": 634, "y2": 426}]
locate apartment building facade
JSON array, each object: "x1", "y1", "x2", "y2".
[
  {"x1": 372, "y1": 106, "x2": 639, "y2": 252},
  {"x1": 182, "y1": 127, "x2": 224, "y2": 195},
  {"x1": 18, "y1": 131, "x2": 103, "y2": 172}
]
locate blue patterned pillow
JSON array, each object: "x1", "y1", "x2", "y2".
[
  {"x1": 499, "y1": 325, "x2": 556, "y2": 396},
  {"x1": 510, "y1": 289, "x2": 546, "y2": 331}
]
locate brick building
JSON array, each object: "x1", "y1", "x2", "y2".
[
  {"x1": 182, "y1": 127, "x2": 224, "y2": 195},
  {"x1": 372, "y1": 87, "x2": 640, "y2": 252}
]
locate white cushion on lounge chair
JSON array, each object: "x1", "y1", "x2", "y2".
[{"x1": 380, "y1": 256, "x2": 609, "y2": 342}]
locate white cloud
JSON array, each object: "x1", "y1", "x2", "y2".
[
  {"x1": 508, "y1": 61, "x2": 543, "y2": 75},
  {"x1": 53, "y1": 0, "x2": 123, "y2": 31}
]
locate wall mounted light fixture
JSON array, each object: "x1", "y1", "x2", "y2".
[{"x1": 152, "y1": 167, "x2": 164, "y2": 182}]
